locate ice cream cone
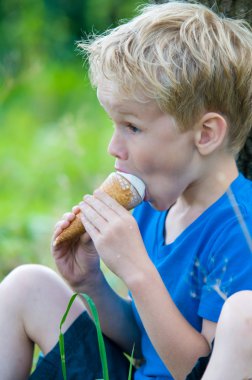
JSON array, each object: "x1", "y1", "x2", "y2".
[{"x1": 54, "y1": 172, "x2": 145, "y2": 246}]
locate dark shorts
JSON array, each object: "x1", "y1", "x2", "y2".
[
  {"x1": 186, "y1": 339, "x2": 213, "y2": 380},
  {"x1": 29, "y1": 311, "x2": 211, "y2": 380},
  {"x1": 186, "y1": 351, "x2": 212, "y2": 380},
  {"x1": 29, "y1": 311, "x2": 131, "y2": 380}
]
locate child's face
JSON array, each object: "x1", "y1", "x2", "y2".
[{"x1": 97, "y1": 80, "x2": 199, "y2": 210}]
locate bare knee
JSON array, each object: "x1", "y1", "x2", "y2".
[
  {"x1": 221, "y1": 291, "x2": 252, "y2": 323},
  {"x1": 218, "y1": 291, "x2": 252, "y2": 348},
  {"x1": 2, "y1": 263, "x2": 53, "y2": 282},
  {"x1": 1, "y1": 264, "x2": 86, "y2": 353},
  {"x1": 227, "y1": 290, "x2": 252, "y2": 307},
  {"x1": 1, "y1": 264, "x2": 45, "y2": 296},
  {"x1": 1, "y1": 264, "x2": 60, "y2": 299},
  {"x1": 202, "y1": 293, "x2": 252, "y2": 380},
  {"x1": 0, "y1": 264, "x2": 85, "y2": 320}
]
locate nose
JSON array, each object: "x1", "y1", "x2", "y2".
[{"x1": 107, "y1": 130, "x2": 128, "y2": 160}]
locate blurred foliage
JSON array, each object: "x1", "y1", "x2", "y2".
[{"x1": 0, "y1": 0, "x2": 149, "y2": 280}]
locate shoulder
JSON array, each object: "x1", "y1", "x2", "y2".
[
  {"x1": 222, "y1": 173, "x2": 252, "y2": 235},
  {"x1": 205, "y1": 175, "x2": 252, "y2": 267},
  {"x1": 207, "y1": 173, "x2": 252, "y2": 231},
  {"x1": 229, "y1": 173, "x2": 252, "y2": 209}
]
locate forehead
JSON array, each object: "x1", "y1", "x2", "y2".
[
  {"x1": 97, "y1": 80, "x2": 136, "y2": 108},
  {"x1": 97, "y1": 79, "x2": 161, "y2": 119}
]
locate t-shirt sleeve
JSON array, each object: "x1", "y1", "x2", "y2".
[{"x1": 198, "y1": 214, "x2": 252, "y2": 322}]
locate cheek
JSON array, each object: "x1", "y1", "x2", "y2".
[
  {"x1": 139, "y1": 148, "x2": 170, "y2": 175},
  {"x1": 136, "y1": 153, "x2": 160, "y2": 174}
]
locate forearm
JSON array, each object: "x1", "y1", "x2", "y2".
[
  {"x1": 73, "y1": 271, "x2": 142, "y2": 357},
  {"x1": 127, "y1": 262, "x2": 210, "y2": 379}
]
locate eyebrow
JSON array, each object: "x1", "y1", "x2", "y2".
[{"x1": 117, "y1": 109, "x2": 139, "y2": 118}]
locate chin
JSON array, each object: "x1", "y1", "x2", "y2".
[{"x1": 147, "y1": 200, "x2": 169, "y2": 211}]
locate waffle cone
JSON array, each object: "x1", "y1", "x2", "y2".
[{"x1": 54, "y1": 172, "x2": 144, "y2": 246}]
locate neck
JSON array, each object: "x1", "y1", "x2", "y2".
[
  {"x1": 165, "y1": 154, "x2": 239, "y2": 245},
  {"x1": 180, "y1": 153, "x2": 238, "y2": 210}
]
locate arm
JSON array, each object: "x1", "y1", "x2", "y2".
[
  {"x1": 127, "y1": 262, "x2": 210, "y2": 379},
  {"x1": 81, "y1": 191, "x2": 210, "y2": 379},
  {"x1": 52, "y1": 207, "x2": 142, "y2": 356},
  {"x1": 76, "y1": 273, "x2": 142, "y2": 356}
]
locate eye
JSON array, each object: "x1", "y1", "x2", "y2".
[{"x1": 126, "y1": 124, "x2": 140, "y2": 133}]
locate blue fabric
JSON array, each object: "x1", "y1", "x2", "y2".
[
  {"x1": 132, "y1": 173, "x2": 252, "y2": 380},
  {"x1": 29, "y1": 311, "x2": 131, "y2": 380}
]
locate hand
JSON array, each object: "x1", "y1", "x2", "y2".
[
  {"x1": 79, "y1": 190, "x2": 149, "y2": 285},
  {"x1": 51, "y1": 205, "x2": 101, "y2": 290}
]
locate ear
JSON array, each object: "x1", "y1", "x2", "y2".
[{"x1": 194, "y1": 113, "x2": 228, "y2": 155}]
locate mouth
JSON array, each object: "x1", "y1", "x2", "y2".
[{"x1": 114, "y1": 166, "x2": 129, "y2": 174}]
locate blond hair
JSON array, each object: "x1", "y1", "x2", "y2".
[{"x1": 79, "y1": 1, "x2": 252, "y2": 154}]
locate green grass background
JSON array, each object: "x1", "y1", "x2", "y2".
[{"x1": 0, "y1": 57, "x2": 116, "y2": 275}]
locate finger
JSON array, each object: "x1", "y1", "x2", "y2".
[
  {"x1": 93, "y1": 189, "x2": 128, "y2": 216},
  {"x1": 81, "y1": 213, "x2": 100, "y2": 241},
  {"x1": 83, "y1": 194, "x2": 118, "y2": 220},
  {"x1": 79, "y1": 199, "x2": 108, "y2": 231},
  {"x1": 62, "y1": 211, "x2": 76, "y2": 221},
  {"x1": 72, "y1": 205, "x2": 81, "y2": 214},
  {"x1": 79, "y1": 231, "x2": 91, "y2": 244},
  {"x1": 52, "y1": 221, "x2": 70, "y2": 242},
  {"x1": 53, "y1": 211, "x2": 77, "y2": 238},
  {"x1": 54, "y1": 219, "x2": 69, "y2": 231}
]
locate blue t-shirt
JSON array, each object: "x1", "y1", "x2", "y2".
[{"x1": 132, "y1": 173, "x2": 252, "y2": 380}]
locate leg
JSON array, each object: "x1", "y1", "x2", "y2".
[
  {"x1": 202, "y1": 290, "x2": 252, "y2": 380},
  {"x1": 0, "y1": 264, "x2": 86, "y2": 380}
]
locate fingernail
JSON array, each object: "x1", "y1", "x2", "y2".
[
  {"x1": 83, "y1": 194, "x2": 91, "y2": 200},
  {"x1": 94, "y1": 189, "x2": 102, "y2": 196}
]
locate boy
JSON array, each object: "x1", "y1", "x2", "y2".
[{"x1": 0, "y1": 2, "x2": 252, "y2": 379}]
